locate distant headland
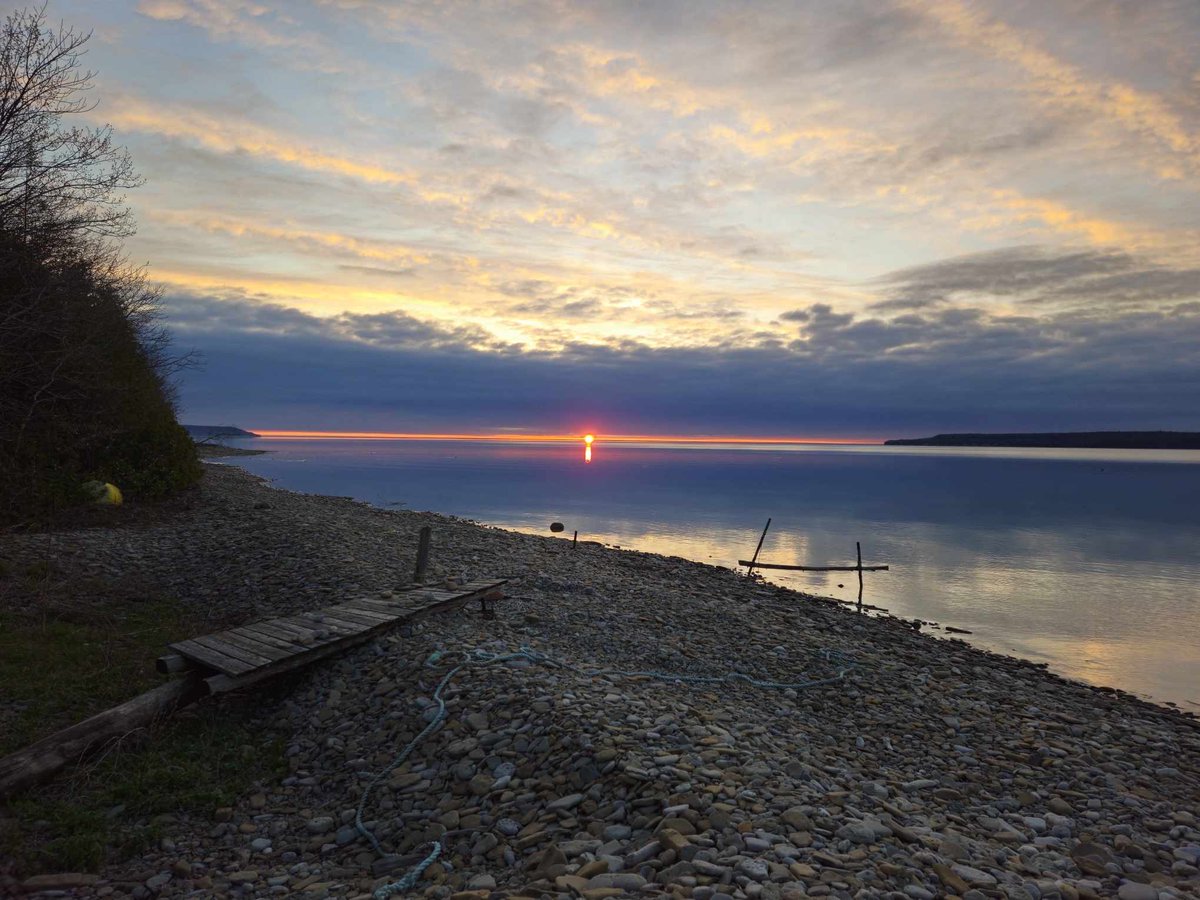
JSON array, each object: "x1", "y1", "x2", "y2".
[
  {"x1": 885, "y1": 431, "x2": 1200, "y2": 449},
  {"x1": 184, "y1": 425, "x2": 259, "y2": 439}
]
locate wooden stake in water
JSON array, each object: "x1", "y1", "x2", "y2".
[
  {"x1": 746, "y1": 517, "x2": 772, "y2": 578},
  {"x1": 856, "y1": 541, "x2": 864, "y2": 604},
  {"x1": 414, "y1": 526, "x2": 431, "y2": 583}
]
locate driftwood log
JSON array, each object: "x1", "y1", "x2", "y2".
[
  {"x1": 0, "y1": 672, "x2": 205, "y2": 801},
  {"x1": 737, "y1": 560, "x2": 890, "y2": 572}
]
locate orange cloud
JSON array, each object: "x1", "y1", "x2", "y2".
[
  {"x1": 149, "y1": 212, "x2": 434, "y2": 267},
  {"x1": 105, "y1": 98, "x2": 416, "y2": 186}
]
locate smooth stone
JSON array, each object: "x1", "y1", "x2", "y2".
[
  {"x1": 951, "y1": 864, "x2": 997, "y2": 887},
  {"x1": 306, "y1": 817, "x2": 335, "y2": 834},
  {"x1": 587, "y1": 873, "x2": 648, "y2": 891},
  {"x1": 737, "y1": 858, "x2": 770, "y2": 881},
  {"x1": 21, "y1": 874, "x2": 101, "y2": 889},
  {"x1": 547, "y1": 793, "x2": 585, "y2": 811},
  {"x1": 1116, "y1": 884, "x2": 1159, "y2": 900}
]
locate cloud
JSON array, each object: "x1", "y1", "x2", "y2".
[
  {"x1": 337, "y1": 264, "x2": 417, "y2": 279},
  {"x1": 104, "y1": 98, "x2": 417, "y2": 187},
  {"x1": 169, "y1": 293, "x2": 515, "y2": 352},
  {"x1": 905, "y1": 0, "x2": 1200, "y2": 176},
  {"x1": 136, "y1": 0, "x2": 343, "y2": 70},
  {"x1": 168, "y1": 287, "x2": 1200, "y2": 435},
  {"x1": 874, "y1": 245, "x2": 1200, "y2": 311},
  {"x1": 68, "y1": 0, "x2": 1200, "y2": 434}
]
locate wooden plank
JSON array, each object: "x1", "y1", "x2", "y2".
[
  {"x1": 736, "y1": 561, "x2": 890, "y2": 572},
  {"x1": 216, "y1": 630, "x2": 294, "y2": 663},
  {"x1": 416, "y1": 590, "x2": 461, "y2": 603},
  {"x1": 335, "y1": 603, "x2": 398, "y2": 622},
  {"x1": 188, "y1": 578, "x2": 507, "y2": 691},
  {"x1": 331, "y1": 601, "x2": 396, "y2": 620},
  {"x1": 407, "y1": 582, "x2": 508, "y2": 617},
  {"x1": 298, "y1": 608, "x2": 370, "y2": 629},
  {"x1": 278, "y1": 615, "x2": 356, "y2": 638},
  {"x1": 253, "y1": 618, "x2": 323, "y2": 643},
  {"x1": 206, "y1": 634, "x2": 373, "y2": 694},
  {"x1": 347, "y1": 597, "x2": 409, "y2": 614},
  {"x1": 169, "y1": 638, "x2": 256, "y2": 675},
  {"x1": 297, "y1": 611, "x2": 363, "y2": 631},
  {"x1": 194, "y1": 635, "x2": 274, "y2": 669},
  {"x1": 238, "y1": 623, "x2": 312, "y2": 653},
  {"x1": 319, "y1": 608, "x2": 390, "y2": 629},
  {"x1": 280, "y1": 619, "x2": 361, "y2": 643}
]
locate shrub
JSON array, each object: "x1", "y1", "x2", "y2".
[{"x1": 0, "y1": 8, "x2": 198, "y2": 525}]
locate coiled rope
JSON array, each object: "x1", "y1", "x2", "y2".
[{"x1": 357, "y1": 645, "x2": 856, "y2": 899}]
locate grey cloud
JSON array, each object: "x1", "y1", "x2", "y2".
[
  {"x1": 334, "y1": 310, "x2": 506, "y2": 351},
  {"x1": 874, "y1": 246, "x2": 1200, "y2": 311},
  {"x1": 640, "y1": 299, "x2": 744, "y2": 321},
  {"x1": 165, "y1": 294, "x2": 515, "y2": 352},
  {"x1": 168, "y1": 288, "x2": 1200, "y2": 435},
  {"x1": 510, "y1": 297, "x2": 604, "y2": 319},
  {"x1": 337, "y1": 264, "x2": 417, "y2": 278}
]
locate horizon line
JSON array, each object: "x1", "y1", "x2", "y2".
[{"x1": 250, "y1": 429, "x2": 882, "y2": 445}]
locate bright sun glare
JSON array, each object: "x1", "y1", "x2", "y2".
[{"x1": 584, "y1": 434, "x2": 595, "y2": 444}]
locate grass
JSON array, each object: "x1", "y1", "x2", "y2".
[
  {"x1": 0, "y1": 561, "x2": 286, "y2": 875},
  {"x1": 0, "y1": 563, "x2": 201, "y2": 755},
  {"x1": 0, "y1": 700, "x2": 287, "y2": 874}
]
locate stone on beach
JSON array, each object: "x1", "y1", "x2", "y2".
[{"x1": 4, "y1": 462, "x2": 1199, "y2": 900}]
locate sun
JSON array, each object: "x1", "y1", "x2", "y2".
[{"x1": 584, "y1": 434, "x2": 595, "y2": 444}]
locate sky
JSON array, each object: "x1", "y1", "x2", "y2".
[{"x1": 56, "y1": 0, "x2": 1200, "y2": 438}]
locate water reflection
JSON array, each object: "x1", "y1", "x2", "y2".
[
  {"x1": 584, "y1": 434, "x2": 594, "y2": 464},
  {"x1": 226, "y1": 438, "x2": 1200, "y2": 707}
]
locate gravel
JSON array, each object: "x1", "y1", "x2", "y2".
[{"x1": 5, "y1": 462, "x2": 1200, "y2": 899}]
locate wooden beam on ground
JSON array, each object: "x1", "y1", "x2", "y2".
[
  {"x1": 155, "y1": 653, "x2": 191, "y2": 674},
  {"x1": 0, "y1": 673, "x2": 205, "y2": 800},
  {"x1": 737, "y1": 561, "x2": 890, "y2": 572}
]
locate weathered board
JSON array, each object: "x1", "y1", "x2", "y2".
[{"x1": 166, "y1": 580, "x2": 507, "y2": 691}]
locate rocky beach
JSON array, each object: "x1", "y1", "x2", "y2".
[{"x1": 3, "y1": 462, "x2": 1199, "y2": 900}]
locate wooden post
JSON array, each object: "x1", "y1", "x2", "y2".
[
  {"x1": 572, "y1": 530, "x2": 578, "y2": 548},
  {"x1": 746, "y1": 517, "x2": 771, "y2": 578},
  {"x1": 854, "y1": 542, "x2": 864, "y2": 607},
  {"x1": 413, "y1": 526, "x2": 431, "y2": 583}
]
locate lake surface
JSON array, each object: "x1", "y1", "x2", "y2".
[{"x1": 222, "y1": 438, "x2": 1200, "y2": 709}]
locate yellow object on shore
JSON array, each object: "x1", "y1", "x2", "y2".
[{"x1": 83, "y1": 480, "x2": 123, "y2": 506}]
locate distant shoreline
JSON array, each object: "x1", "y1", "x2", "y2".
[
  {"x1": 886, "y1": 430, "x2": 1200, "y2": 450},
  {"x1": 194, "y1": 443, "x2": 267, "y2": 458}
]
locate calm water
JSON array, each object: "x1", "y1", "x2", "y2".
[{"x1": 222, "y1": 438, "x2": 1200, "y2": 708}]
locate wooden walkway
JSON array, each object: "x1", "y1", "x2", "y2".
[{"x1": 165, "y1": 580, "x2": 506, "y2": 693}]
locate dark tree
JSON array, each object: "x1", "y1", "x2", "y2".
[
  {"x1": 0, "y1": 5, "x2": 198, "y2": 525},
  {"x1": 0, "y1": 4, "x2": 140, "y2": 242}
]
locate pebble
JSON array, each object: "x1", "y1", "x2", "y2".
[
  {"x1": 1116, "y1": 884, "x2": 1159, "y2": 900},
  {"x1": 10, "y1": 463, "x2": 1197, "y2": 900}
]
